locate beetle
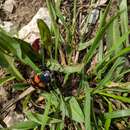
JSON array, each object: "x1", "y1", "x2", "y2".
[{"x1": 33, "y1": 70, "x2": 52, "y2": 88}]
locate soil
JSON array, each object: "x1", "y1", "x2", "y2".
[{"x1": 0, "y1": 0, "x2": 44, "y2": 28}]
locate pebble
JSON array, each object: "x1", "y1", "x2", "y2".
[
  {"x1": 3, "y1": 0, "x2": 15, "y2": 13},
  {"x1": 0, "y1": 21, "x2": 13, "y2": 32}
]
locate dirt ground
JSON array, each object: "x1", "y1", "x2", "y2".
[{"x1": 0, "y1": 0, "x2": 44, "y2": 28}]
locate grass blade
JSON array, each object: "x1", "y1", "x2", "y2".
[
  {"x1": 67, "y1": 97, "x2": 84, "y2": 123},
  {"x1": 41, "y1": 93, "x2": 51, "y2": 130},
  {"x1": 83, "y1": 9, "x2": 124, "y2": 65},
  {"x1": 0, "y1": 76, "x2": 15, "y2": 86},
  {"x1": 83, "y1": 87, "x2": 91, "y2": 130},
  {"x1": 105, "y1": 109, "x2": 130, "y2": 119},
  {"x1": 119, "y1": 0, "x2": 129, "y2": 46},
  {"x1": 97, "y1": 92, "x2": 130, "y2": 104},
  {"x1": 95, "y1": 30, "x2": 130, "y2": 75},
  {"x1": 106, "y1": 17, "x2": 121, "y2": 54},
  {"x1": 104, "y1": 97, "x2": 113, "y2": 130},
  {"x1": 10, "y1": 121, "x2": 38, "y2": 130},
  {"x1": 0, "y1": 51, "x2": 24, "y2": 80},
  {"x1": 46, "y1": 0, "x2": 60, "y2": 60},
  {"x1": 99, "y1": 57, "x2": 125, "y2": 86}
]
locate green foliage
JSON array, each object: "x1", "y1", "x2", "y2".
[
  {"x1": 0, "y1": 51, "x2": 24, "y2": 80},
  {"x1": 0, "y1": 76, "x2": 15, "y2": 86},
  {"x1": 0, "y1": 29, "x2": 41, "y2": 74},
  {"x1": 47, "y1": 59, "x2": 84, "y2": 74},
  {"x1": 105, "y1": 109, "x2": 130, "y2": 119},
  {"x1": 10, "y1": 121, "x2": 38, "y2": 130},
  {"x1": 0, "y1": 0, "x2": 130, "y2": 129},
  {"x1": 66, "y1": 97, "x2": 84, "y2": 123}
]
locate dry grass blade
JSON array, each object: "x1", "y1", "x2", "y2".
[{"x1": 0, "y1": 86, "x2": 35, "y2": 115}]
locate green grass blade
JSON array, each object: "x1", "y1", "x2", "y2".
[
  {"x1": 97, "y1": 92, "x2": 130, "y2": 103},
  {"x1": 119, "y1": 0, "x2": 129, "y2": 46},
  {"x1": 104, "y1": 97, "x2": 112, "y2": 130},
  {"x1": 104, "y1": 47, "x2": 130, "y2": 67},
  {"x1": 14, "y1": 38, "x2": 41, "y2": 62},
  {"x1": 10, "y1": 121, "x2": 38, "y2": 130},
  {"x1": 99, "y1": 57, "x2": 125, "y2": 86},
  {"x1": 95, "y1": 30, "x2": 130, "y2": 74},
  {"x1": 37, "y1": 19, "x2": 52, "y2": 63},
  {"x1": 0, "y1": 51, "x2": 24, "y2": 80},
  {"x1": 55, "y1": 4, "x2": 72, "y2": 47},
  {"x1": 0, "y1": 30, "x2": 41, "y2": 74},
  {"x1": 67, "y1": 97, "x2": 84, "y2": 123},
  {"x1": 0, "y1": 76, "x2": 15, "y2": 86},
  {"x1": 105, "y1": 109, "x2": 130, "y2": 119},
  {"x1": 106, "y1": 17, "x2": 121, "y2": 53},
  {"x1": 37, "y1": 19, "x2": 51, "y2": 47},
  {"x1": 13, "y1": 83, "x2": 28, "y2": 91},
  {"x1": 22, "y1": 54, "x2": 41, "y2": 73},
  {"x1": 117, "y1": 69, "x2": 130, "y2": 80},
  {"x1": 98, "y1": 40, "x2": 103, "y2": 62},
  {"x1": 96, "y1": 46, "x2": 130, "y2": 81},
  {"x1": 46, "y1": 0, "x2": 60, "y2": 60},
  {"x1": 0, "y1": 31, "x2": 22, "y2": 58},
  {"x1": 99, "y1": 0, "x2": 112, "y2": 28},
  {"x1": 41, "y1": 93, "x2": 51, "y2": 130},
  {"x1": 82, "y1": 10, "x2": 124, "y2": 65},
  {"x1": 83, "y1": 88, "x2": 91, "y2": 130},
  {"x1": 26, "y1": 112, "x2": 43, "y2": 124},
  {"x1": 47, "y1": 59, "x2": 84, "y2": 74},
  {"x1": 78, "y1": 39, "x2": 94, "y2": 51}
]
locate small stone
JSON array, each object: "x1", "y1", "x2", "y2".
[
  {"x1": 0, "y1": 21, "x2": 13, "y2": 32},
  {"x1": 0, "y1": 87, "x2": 8, "y2": 102},
  {"x1": 3, "y1": 0, "x2": 15, "y2": 13},
  {"x1": 4, "y1": 111, "x2": 24, "y2": 127},
  {"x1": 97, "y1": 0, "x2": 108, "y2": 6},
  {"x1": 88, "y1": 8, "x2": 99, "y2": 25}
]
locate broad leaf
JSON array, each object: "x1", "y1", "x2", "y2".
[
  {"x1": 66, "y1": 97, "x2": 84, "y2": 123},
  {"x1": 26, "y1": 112, "x2": 43, "y2": 124},
  {"x1": 10, "y1": 121, "x2": 38, "y2": 130},
  {"x1": 47, "y1": 60, "x2": 84, "y2": 74}
]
